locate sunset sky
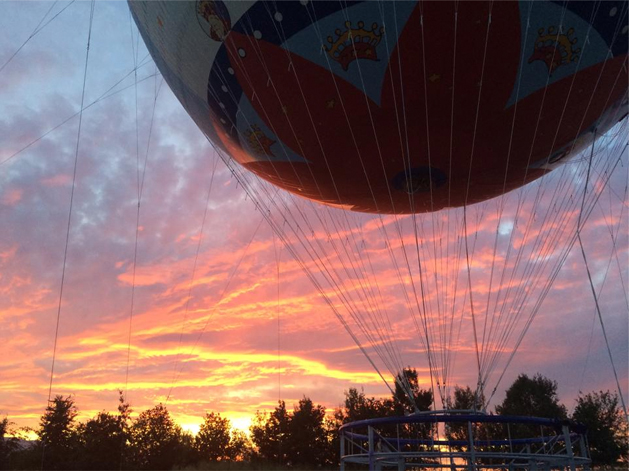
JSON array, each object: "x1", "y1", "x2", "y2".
[{"x1": 1, "y1": 1, "x2": 627, "y2": 438}]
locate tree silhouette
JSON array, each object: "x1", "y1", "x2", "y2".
[
  {"x1": 287, "y1": 397, "x2": 330, "y2": 467},
  {"x1": 72, "y1": 391, "x2": 130, "y2": 470},
  {"x1": 445, "y1": 386, "x2": 486, "y2": 442},
  {"x1": 572, "y1": 390, "x2": 628, "y2": 465},
  {"x1": 76, "y1": 412, "x2": 125, "y2": 470},
  {"x1": 227, "y1": 429, "x2": 254, "y2": 461},
  {"x1": 330, "y1": 388, "x2": 389, "y2": 466},
  {"x1": 195, "y1": 412, "x2": 231, "y2": 461},
  {"x1": 127, "y1": 404, "x2": 182, "y2": 470},
  {"x1": 334, "y1": 388, "x2": 387, "y2": 425},
  {"x1": 38, "y1": 395, "x2": 79, "y2": 470},
  {"x1": 496, "y1": 373, "x2": 567, "y2": 418},
  {"x1": 389, "y1": 368, "x2": 433, "y2": 416},
  {"x1": 173, "y1": 430, "x2": 199, "y2": 469},
  {"x1": 495, "y1": 373, "x2": 566, "y2": 439},
  {"x1": 386, "y1": 368, "x2": 434, "y2": 440},
  {"x1": 1, "y1": 417, "x2": 21, "y2": 470},
  {"x1": 7, "y1": 378, "x2": 619, "y2": 470},
  {"x1": 250, "y1": 400, "x2": 289, "y2": 465},
  {"x1": 446, "y1": 385, "x2": 484, "y2": 412}
]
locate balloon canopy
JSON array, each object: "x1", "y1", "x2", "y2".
[{"x1": 129, "y1": 0, "x2": 627, "y2": 214}]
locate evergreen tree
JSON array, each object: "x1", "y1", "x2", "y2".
[{"x1": 38, "y1": 395, "x2": 79, "y2": 470}]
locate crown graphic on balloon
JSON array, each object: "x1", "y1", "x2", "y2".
[
  {"x1": 324, "y1": 21, "x2": 384, "y2": 71},
  {"x1": 528, "y1": 26, "x2": 580, "y2": 75},
  {"x1": 196, "y1": 0, "x2": 231, "y2": 41},
  {"x1": 245, "y1": 125, "x2": 276, "y2": 157}
]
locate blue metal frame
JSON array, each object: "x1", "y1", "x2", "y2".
[
  {"x1": 339, "y1": 412, "x2": 591, "y2": 471},
  {"x1": 340, "y1": 413, "x2": 585, "y2": 434}
]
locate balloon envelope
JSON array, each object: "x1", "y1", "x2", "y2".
[{"x1": 129, "y1": 0, "x2": 628, "y2": 213}]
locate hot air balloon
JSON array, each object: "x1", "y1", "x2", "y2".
[
  {"x1": 129, "y1": 0, "x2": 627, "y2": 214},
  {"x1": 129, "y1": 2, "x2": 627, "y2": 467}
]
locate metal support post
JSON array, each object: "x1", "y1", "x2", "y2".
[
  {"x1": 579, "y1": 434, "x2": 587, "y2": 460},
  {"x1": 340, "y1": 430, "x2": 345, "y2": 471},
  {"x1": 368, "y1": 425, "x2": 375, "y2": 471},
  {"x1": 467, "y1": 420, "x2": 476, "y2": 471},
  {"x1": 563, "y1": 424, "x2": 576, "y2": 471}
]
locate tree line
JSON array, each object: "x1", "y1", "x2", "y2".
[{"x1": 1, "y1": 370, "x2": 626, "y2": 470}]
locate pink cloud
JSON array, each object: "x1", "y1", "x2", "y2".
[
  {"x1": 1, "y1": 188, "x2": 23, "y2": 206},
  {"x1": 41, "y1": 174, "x2": 72, "y2": 187}
]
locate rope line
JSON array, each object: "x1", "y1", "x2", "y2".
[{"x1": 42, "y1": 2, "x2": 95, "y2": 469}]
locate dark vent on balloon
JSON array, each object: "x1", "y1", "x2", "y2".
[{"x1": 392, "y1": 167, "x2": 446, "y2": 194}]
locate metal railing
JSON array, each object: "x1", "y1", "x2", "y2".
[{"x1": 339, "y1": 411, "x2": 590, "y2": 471}]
